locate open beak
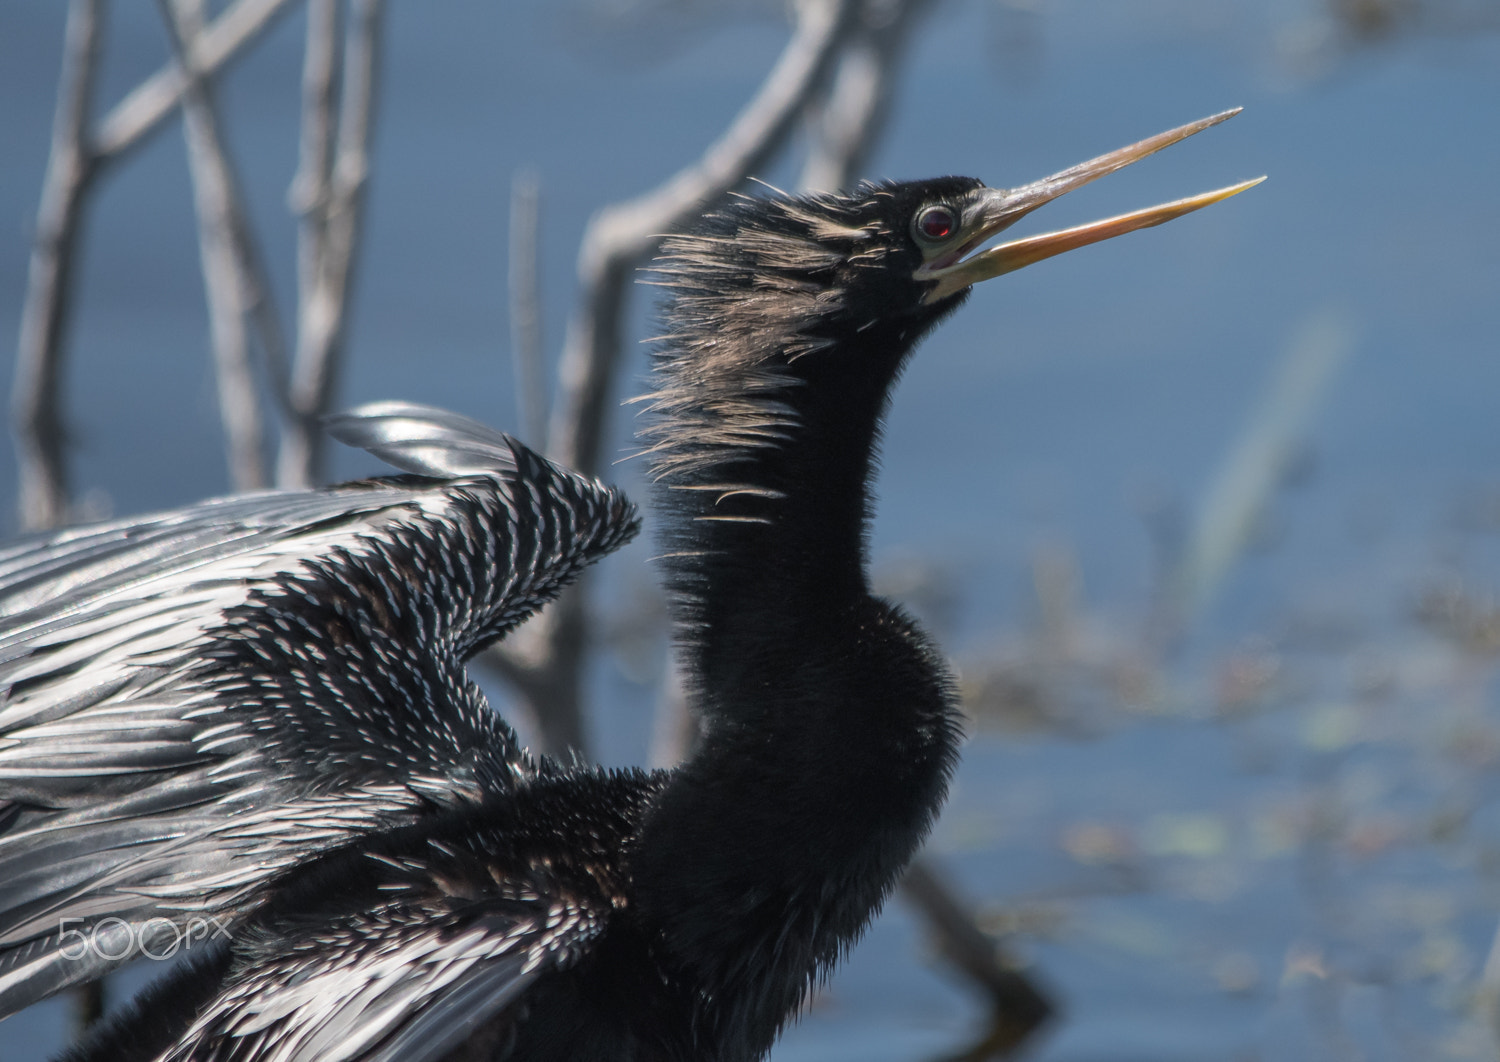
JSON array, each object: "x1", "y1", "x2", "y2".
[{"x1": 915, "y1": 108, "x2": 1264, "y2": 304}]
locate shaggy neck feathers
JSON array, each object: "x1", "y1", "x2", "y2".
[{"x1": 629, "y1": 183, "x2": 967, "y2": 1052}]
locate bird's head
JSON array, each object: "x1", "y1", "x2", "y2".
[{"x1": 642, "y1": 109, "x2": 1261, "y2": 486}]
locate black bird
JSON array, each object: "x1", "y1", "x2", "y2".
[{"x1": 0, "y1": 111, "x2": 1258, "y2": 1061}]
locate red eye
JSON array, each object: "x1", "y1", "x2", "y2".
[{"x1": 916, "y1": 205, "x2": 955, "y2": 241}]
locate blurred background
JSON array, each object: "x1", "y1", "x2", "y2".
[{"x1": 1, "y1": 0, "x2": 1497, "y2": 1058}]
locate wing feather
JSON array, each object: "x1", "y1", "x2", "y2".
[
  {"x1": 0, "y1": 404, "x2": 639, "y2": 1016},
  {"x1": 163, "y1": 829, "x2": 619, "y2": 1062}
]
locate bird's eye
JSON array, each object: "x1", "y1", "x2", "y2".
[{"x1": 914, "y1": 205, "x2": 956, "y2": 242}]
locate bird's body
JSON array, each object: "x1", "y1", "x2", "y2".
[{"x1": 0, "y1": 113, "x2": 1257, "y2": 1060}]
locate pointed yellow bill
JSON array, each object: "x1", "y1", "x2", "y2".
[{"x1": 915, "y1": 109, "x2": 1264, "y2": 303}]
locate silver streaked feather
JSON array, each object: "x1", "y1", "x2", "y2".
[{"x1": 0, "y1": 403, "x2": 638, "y2": 1017}]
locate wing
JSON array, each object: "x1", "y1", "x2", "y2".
[
  {"x1": 172, "y1": 885, "x2": 597, "y2": 1062},
  {"x1": 0, "y1": 403, "x2": 639, "y2": 1016},
  {"x1": 77, "y1": 768, "x2": 660, "y2": 1062}
]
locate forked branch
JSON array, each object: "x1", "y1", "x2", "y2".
[
  {"x1": 11, "y1": 0, "x2": 103, "y2": 531},
  {"x1": 11, "y1": 0, "x2": 298, "y2": 529},
  {"x1": 277, "y1": 0, "x2": 384, "y2": 488},
  {"x1": 159, "y1": 0, "x2": 293, "y2": 490}
]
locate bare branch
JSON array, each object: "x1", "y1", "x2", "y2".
[
  {"x1": 289, "y1": 0, "x2": 339, "y2": 240},
  {"x1": 159, "y1": 0, "x2": 283, "y2": 490},
  {"x1": 547, "y1": 0, "x2": 854, "y2": 478},
  {"x1": 278, "y1": 0, "x2": 384, "y2": 488},
  {"x1": 509, "y1": 168, "x2": 547, "y2": 449},
  {"x1": 483, "y1": 0, "x2": 855, "y2": 760},
  {"x1": 12, "y1": 0, "x2": 296, "y2": 530},
  {"x1": 648, "y1": 651, "x2": 698, "y2": 769},
  {"x1": 289, "y1": 3, "x2": 337, "y2": 294},
  {"x1": 11, "y1": 0, "x2": 103, "y2": 531},
  {"x1": 93, "y1": 0, "x2": 300, "y2": 163},
  {"x1": 286, "y1": 0, "x2": 339, "y2": 400},
  {"x1": 481, "y1": 593, "x2": 592, "y2": 756},
  {"x1": 901, "y1": 859, "x2": 1054, "y2": 1054},
  {"x1": 800, "y1": 0, "x2": 936, "y2": 193}
]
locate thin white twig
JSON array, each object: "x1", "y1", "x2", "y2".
[
  {"x1": 94, "y1": 0, "x2": 300, "y2": 162},
  {"x1": 11, "y1": 0, "x2": 103, "y2": 531},
  {"x1": 800, "y1": 0, "x2": 935, "y2": 193},
  {"x1": 648, "y1": 650, "x2": 697, "y2": 769},
  {"x1": 509, "y1": 168, "x2": 547, "y2": 449},
  {"x1": 11, "y1": 0, "x2": 296, "y2": 530},
  {"x1": 289, "y1": 0, "x2": 339, "y2": 347},
  {"x1": 159, "y1": 0, "x2": 281, "y2": 490},
  {"x1": 278, "y1": 0, "x2": 383, "y2": 488}
]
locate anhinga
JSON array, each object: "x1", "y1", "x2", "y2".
[{"x1": 0, "y1": 111, "x2": 1259, "y2": 1061}]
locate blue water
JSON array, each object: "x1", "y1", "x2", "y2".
[{"x1": 1, "y1": 0, "x2": 1497, "y2": 1058}]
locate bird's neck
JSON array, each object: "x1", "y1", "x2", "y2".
[
  {"x1": 635, "y1": 335, "x2": 962, "y2": 1051},
  {"x1": 654, "y1": 336, "x2": 897, "y2": 653}
]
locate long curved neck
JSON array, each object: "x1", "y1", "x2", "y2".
[
  {"x1": 633, "y1": 326, "x2": 962, "y2": 1053},
  {"x1": 675, "y1": 384, "x2": 878, "y2": 688}
]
